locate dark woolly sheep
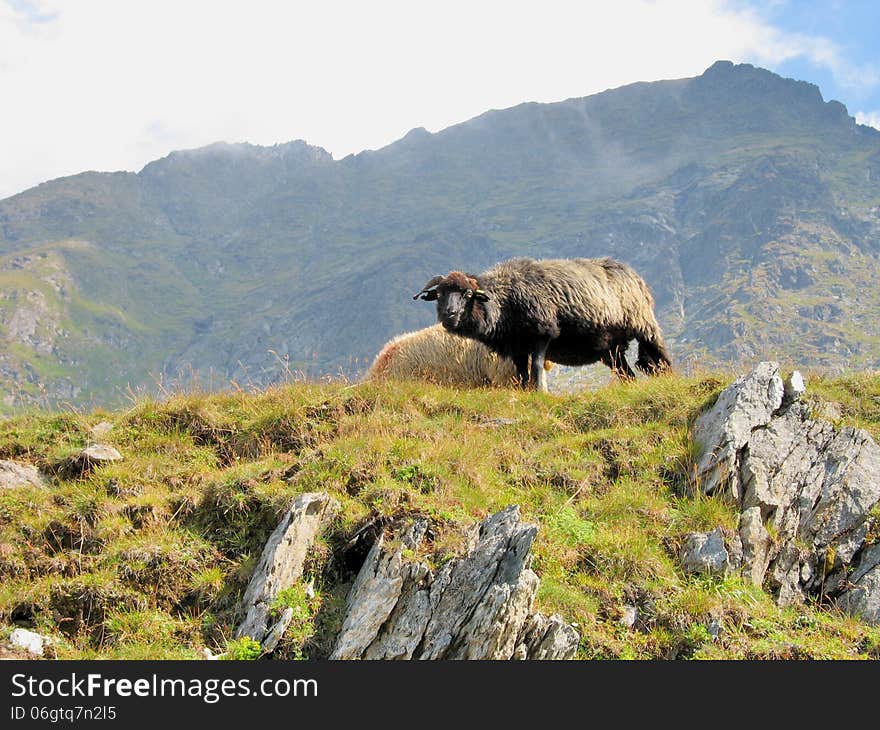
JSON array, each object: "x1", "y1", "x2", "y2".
[{"x1": 413, "y1": 257, "x2": 671, "y2": 390}]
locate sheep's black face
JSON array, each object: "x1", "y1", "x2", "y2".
[{"x1": 414, "y1": 271, "x2": 488, "y2": 334}]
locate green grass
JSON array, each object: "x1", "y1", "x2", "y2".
[{"x1": 1, "y1": 372, "x2": 879, "y2": 659}]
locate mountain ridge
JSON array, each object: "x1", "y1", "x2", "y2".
[{"x1": 2, "y1": 60, "x2": 880, "y2": 410}]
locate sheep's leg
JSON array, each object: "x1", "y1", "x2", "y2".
[
  {"x1": 513, "y1": 352, "x2": 530, "y2": 389},
  {"x1": 530, "y1": 339, "x2": 551, "y2": 393},
  {"x1": 537, "y1": 364, "x2": 549, "y2": 393},
  {"x1": 602, "y1": 346, "x2": 636, "y2": 380},
  {"x1": 635, "y1": 337, "x2": 672, "y2": 374},
  {"x1": 616, "y1": 347, "x2": 636, "y2": 379}
]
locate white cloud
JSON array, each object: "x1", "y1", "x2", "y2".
[
  {"x1": 855, "y1": 110, "x2": 880, "y2": 130},
  {"x1": 0, "y1": 0, "x2": 874, "y2": 199},
  {"x1": 735, "y1": 9, "x2": 879, "y2": 94}
]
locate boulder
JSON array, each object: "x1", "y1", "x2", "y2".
[
  {"x1": 80, "y1": 444, "x2": 123, "y2": 463},
  {"x1": 0, "y1": 460, "x2": 46, "y2": 489},
  {"x1": 60, "y1": 444, "x2": 124, "y2": 477},
  {"x1": 331, "y1": 505, "x2": 579, "y2": 660},
  {"x1": 89, "y1": 421, "x2": 114, "y2": 439},
  {"x1": 680, "y1": 527, "x2": 738, "y2": 575},
  {"x1": 618, "y1": 605, "x2": 638, "y2": 629},
  {"x1": 692, "y1": 362, "x2": 880, "y2": 622},
  {"x1": 9, "y1": 628, "x2": 52, "y2": 657}
]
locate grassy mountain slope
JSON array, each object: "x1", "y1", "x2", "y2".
[
  {"x1": 2, "y1": 61, "x2": 880, "y2": 411},
  {"x1": 1, "y1": 372, "x2": 879, "y2": 659}
]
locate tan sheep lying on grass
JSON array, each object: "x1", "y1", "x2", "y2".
[{"x1": 366, "y1": 324, "x2": 553, "y2": 389}]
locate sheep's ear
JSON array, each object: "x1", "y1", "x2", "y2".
[
  {"x1": 413, "y1": 275, "x2": 444, "y2": 301},
  {"x1": 474, "y1": 289, "x2": 490, "y2": 302}
]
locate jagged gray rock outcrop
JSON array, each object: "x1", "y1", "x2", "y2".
[
  {"x1": 235, "y1": 492, "x2": 337, "y2": 650},
  {"x1": 513, "y1": 613, "x2": 581, "y2": 659},
  {"x1": 331, "y1": 505, "x2": 579, "y2": 660},
  {"x1": 0, "y1": 460, "x2": 46, "y2": 489},
  {"x1": 694, "y1": 361, "x2": 785, "y2": 500},
  {"x1": 692, "y1": 362, "x2": 880, "y2": 621}
]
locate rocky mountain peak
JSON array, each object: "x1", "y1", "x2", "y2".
[
  {"x1": 692, "y1": 59, "x2": 854, "y2": 130},
  {"x1": 138, "y1": 140, "x2": 333, "y2": 182}
]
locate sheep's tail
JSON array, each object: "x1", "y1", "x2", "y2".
[{"x1": 635, "y1": 333, "x2": 672, "y2": 375}]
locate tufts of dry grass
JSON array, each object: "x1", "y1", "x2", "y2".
[{"x1": 1, "y1": 371, "x2": 879, "y2": 659}]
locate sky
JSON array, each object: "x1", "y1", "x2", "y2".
[{"x1": 1, "y1": 0, "x2": 879, "y2": 200}]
